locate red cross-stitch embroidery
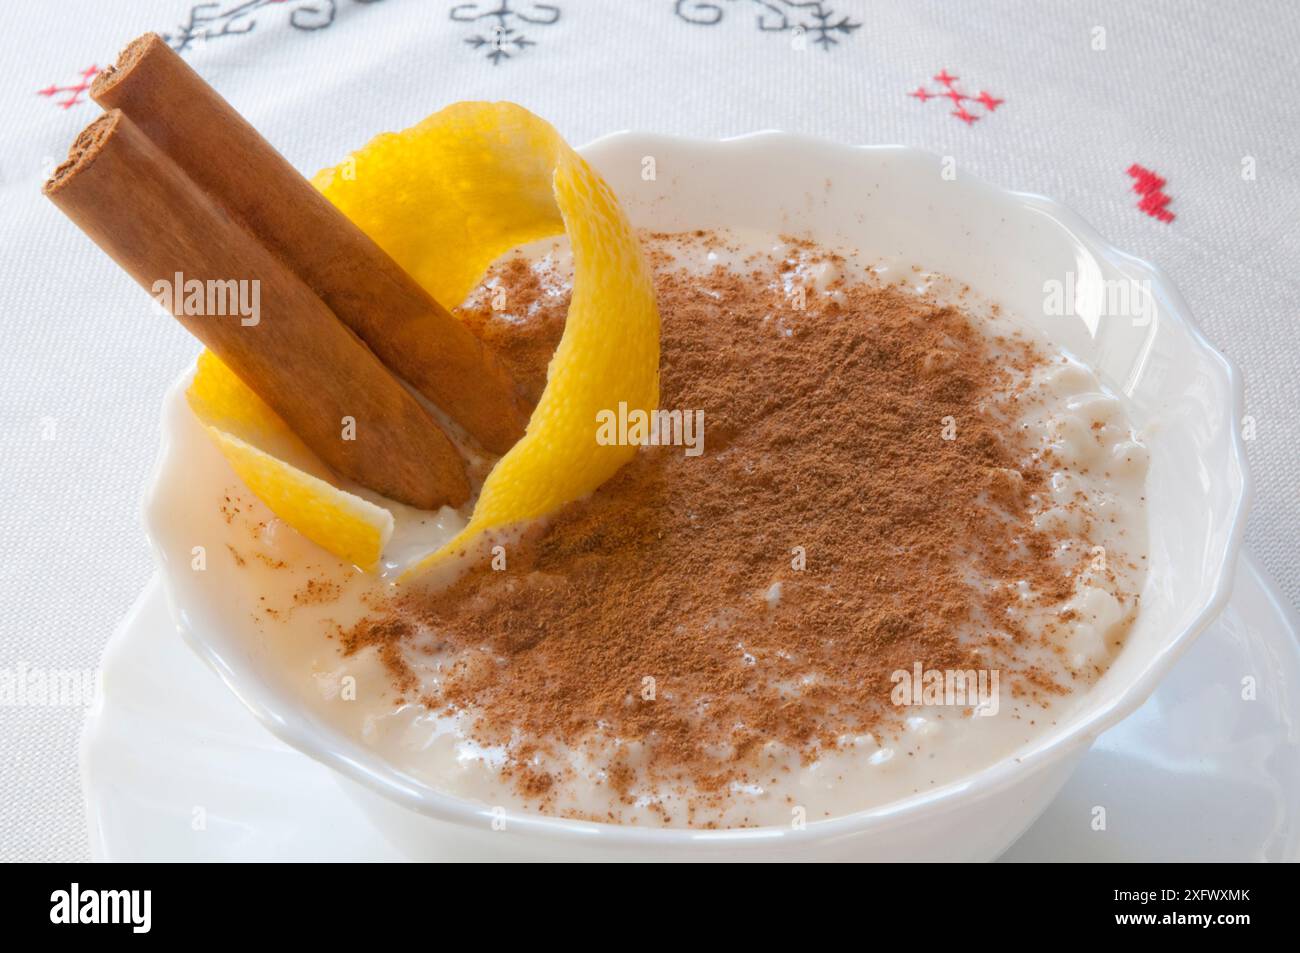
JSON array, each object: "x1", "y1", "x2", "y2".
[
  {"x1": 910, "y1": 71, "x2": 1003, "y2": 125},
  {"x1": 1126, "y1": 164, "x2": 1175, "y2": 223},
  {"x1": 37, "y1": 65, "x2": 100, "y2": 110}
]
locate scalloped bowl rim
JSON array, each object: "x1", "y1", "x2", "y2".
[{"x1": 144, "y1": 131, "x2": 1252, "y2": 848}]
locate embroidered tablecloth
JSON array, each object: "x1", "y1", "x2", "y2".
[{"x1": 1, "y1": 0, "x2": 1296, "y2": 861}]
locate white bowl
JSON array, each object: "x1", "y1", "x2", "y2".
[{"x1": 145, "y1": 133, "x2": 1251, "y2": 861}]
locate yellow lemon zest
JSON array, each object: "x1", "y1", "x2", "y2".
[
  {"x1": 189, "y1": 103, "x2": 658, "y2": 579},
  {"x1": 186, "y1": 352, "x2": 393, "y2": 571}
]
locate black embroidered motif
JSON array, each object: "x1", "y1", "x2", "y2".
[
  {"x1": 675, "y1": 0, "x2": 860, "y2": 51},
  {"x1": 451, "y1": 1, "x2": 561, "y2": 64},
  {"x1": 162, "y1": 0, "x2": 386, "y2": 52}
]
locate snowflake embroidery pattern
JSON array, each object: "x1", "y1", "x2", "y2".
[
  {"x1": 37, "y1": 65, "x2": 99, "y2": 110},
  {"x1": 41, "y1": 1, "x2": 386, "y2": 109},
  {"x1": 162, "y1": 0, "x2": 386, "y2": 52},
  {"x1": 675, "y1": 1, "x2": 861, "y2": 51},
  {"x1": 451, "y1": 2, "x2": 562, "y2": 64},
  {"x1": 909, "y1": 70, "x2": 1004, "y2": 125}
]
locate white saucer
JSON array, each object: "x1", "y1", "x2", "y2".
[{"x1": 82, "y1": 553, "x2": 1299, "y2": 862}]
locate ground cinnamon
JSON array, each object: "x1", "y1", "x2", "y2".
[{"x1": 344, "y1": 234, "x2": 1089, "y2": 818}]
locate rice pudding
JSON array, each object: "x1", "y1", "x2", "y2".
[{"x1": 194, "y1": 229, "x2": 1148, "y2": 829}]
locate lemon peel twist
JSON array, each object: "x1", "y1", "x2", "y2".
[{"x1": 187, "y1": 102, "x2": 659, "y2": 577}]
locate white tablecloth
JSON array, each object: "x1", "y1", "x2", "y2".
[{"x1": 1, "y1": 0, "x2": 1296, "y2": 861}]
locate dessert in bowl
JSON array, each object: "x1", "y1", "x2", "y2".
[
  {"x1": 53, "y1": 37, "x2": 1247, "y2": 861},
  {"x1": 145, "y1": 134, "x2": 1246, "y2": 860}
]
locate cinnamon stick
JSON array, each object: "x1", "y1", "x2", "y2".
[
  {"x1": 92, "y1": 32, "x2": 530, "y2": 454},
  {"x1": 45, "y1": 110, "x2": 470, "y2": 510}
]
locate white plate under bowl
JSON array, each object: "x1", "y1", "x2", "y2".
[
  {"x1": 81, "y1": 554, "x2": 1299, "y2": 861},
  {"x1": 140, "y1": 133, "x2": 1250, "y2": 861}
]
